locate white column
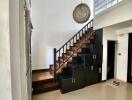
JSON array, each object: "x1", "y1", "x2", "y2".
[{"x1": 0, "y1": 0, "x2": 12, "y2": 100}]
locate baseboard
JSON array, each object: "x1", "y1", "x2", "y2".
[{"x1": 32, "y1": 69, "x2": 50, "y2": 74}]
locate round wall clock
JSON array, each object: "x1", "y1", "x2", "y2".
[{"x1": 73, "y1": 3, "x2": 91, "y2": 24}]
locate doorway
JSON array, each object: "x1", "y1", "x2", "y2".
[
  {"x1": 127, "y1": 33, "x2": 132, "y2": 83},
  {"x1": 107, "y1": 41, "x2": 116, "y2": 80}
]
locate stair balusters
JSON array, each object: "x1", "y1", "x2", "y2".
[{"x1": 54, "y1": 19, "x2": 93, "y2": 80}]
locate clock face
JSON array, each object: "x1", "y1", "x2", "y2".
[{"x1": 73, "y1": 3, "x2": 91, "y2": 24}]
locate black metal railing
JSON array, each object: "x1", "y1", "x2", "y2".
[{"x1": 53, "y1": 19, "x2": 93, "y2": 79}]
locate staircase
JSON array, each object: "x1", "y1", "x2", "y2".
[
  {"x1": 53, "y1": 19, "x2": 94, "y2": 79},
  {"x1": 32, "y1": 19, "x2": 95, "y2": 95}
]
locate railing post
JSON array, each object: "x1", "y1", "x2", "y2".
[
  {"x1": 79, "y1": 32, "x2": 80, "y2": 38},
  {"x1": 73, "y1": 38, "x2": 74, "y2": 45},
  {"x1": 63, "y1": 47, "x2": 64, "y2": 53},
  {"x1": 54, "y1": 48, "x2": 57, "y2": 81}
]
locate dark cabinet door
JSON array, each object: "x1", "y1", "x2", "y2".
[
  {"x1": 93, "y1": 29, "x2": 103, "y2": 82},
  {"x1": 128, "y1": 33, "x2": 132, "y2": 83},
  {"x1": 94, "y1": 29, "x2": 103, "y2": 65},
  {"x1": 61, "y1": 66, "x2": 85, "y2": 93},
  {"x1": 85, "y1": 66, "x2": 94, "y2": 85},
  {"x1": 85, "y1": 65, "x2": 101, "y2": 85},
  {"x1": 74, "y1": 66, "x2": 85, "y2": 89},
  {"x1": 84, "y1": 29, "x2": 103, "y2": 85},
  {"x1": 78, "y1": 54, "x2": 93, "y2": 66},
  {"x1": 61, "y1": 78, "x2": 74, "y2": 93}
]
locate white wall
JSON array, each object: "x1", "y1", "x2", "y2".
[
  {"x1": 93, "y1": 0, "x2": 132, "y2": 30},
  {"x1": 116, "y1": 33, "x2": 128, "y2": 81},
  {"x1": 31, "y1": 0, "x2": 93, "y2": 70},
  {"x1": 102, "y1": 20, "x2": 132, "y2": 81},
  {"x1": 102, "y1": 27, "x2": 117, "y2": 80},
  {"x1": 93, "y1": 0, "x2": 132, "y2": 81},
  {"x1": 0, "y1": 0, "x2": 12, "y2": 100},
  {"x1": 115, "y1": 26, "x2": 132, "y2": 81}
]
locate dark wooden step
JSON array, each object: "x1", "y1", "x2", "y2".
[
  {"x1": 32, "y1": 69, "x2": 50, "y2": 74},
  {"x1": 33, "y1": 82, "x2": 59, "y2": 95},
  {"x1": 32, "y1": 78, "x2": 54, "y2": 87},
  {"x1": 32, "y1": 70, "x2": 59, "y2": 95}
]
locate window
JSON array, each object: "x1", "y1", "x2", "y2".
[{"x1": 95, "y1": 0, "x2": 123, "y2": 15}]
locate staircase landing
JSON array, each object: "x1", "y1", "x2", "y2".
[
  {"x1": 32, "y1": 70, "x2": 53, "y2": 82},
  {"x1": 32, "y1": 70, "x2": 59, "y2": 95}
]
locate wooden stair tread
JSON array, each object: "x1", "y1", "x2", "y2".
[
  {"x1": 32, "y1": 70, "x2": 59, "y2": 95},
  {"x1": 32, "y1": 71, "x2": 53, "y2": 82}
]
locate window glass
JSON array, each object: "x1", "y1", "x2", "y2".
[{"x1": 95, "y1": 0, "x2": 123, "y2": 15}]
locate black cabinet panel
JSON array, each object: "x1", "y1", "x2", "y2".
[
  {"x1": 79, "y1": 54, "x2": 93, "y2": 66},
  {"x1": 74, "y1": 65, "x2": 85, "y2": 89},
  {"x1": 61, "y1": 65, "x2": 85, "y2": 93},
  {"x1": 94, "y1": 29, "x2": 103, "y2": 65},
  {"x1": 85, "y1": 67, "x2": 94, "y2": 85},
  {"x1": 61, "y1": 78, "x2": 74, "y2": 93},
  {"x1": 128, "y1": 33, "x2": 132, "y2": 83},
  {"x1": 60, "y1": 29, "x2": 103, "y2": 93},
  {"x1": 85, "y1": 65, "x2": 101, "y2": 85}
]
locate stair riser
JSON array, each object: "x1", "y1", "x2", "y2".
[
  {"x1": 33, "y1": 85, "x2": 59, "y2": 95},
  {"x1": 32, "y1": 79, "x2": 54, "y2": 87}
]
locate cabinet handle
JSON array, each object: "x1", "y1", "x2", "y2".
[
  {"x1": 93, "y1": 54, "x2": 96, "y2": 59},
  {"x1": 74, "y1": 78, "x2": 76, "y2": 83},
  {"x1": 93, "y1": 55, "x2": 94, "y2": 59},
  {"x1": 99, "y1": 68, "x2": 102, "y2": 73},
  {"x1": 72, "y1": 78, "x2": 73, "y2": 83},
  {"x1": 91, "y1": 66, "x2": 94, "y2": 70},
  {"x1": 95, "y1": 55, "x2": 96, "y2": 59},
  {"x1": 93, "y1": 54, "x2": 95, "y2": 59}
]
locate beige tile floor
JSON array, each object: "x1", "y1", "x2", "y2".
[{"x1": 33, "y1": 81, "x2": 132, "y2": 100}]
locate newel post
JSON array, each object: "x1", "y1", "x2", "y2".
[{"x1": 54, "y1": 48, "x2": 57, "y2": 81}]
